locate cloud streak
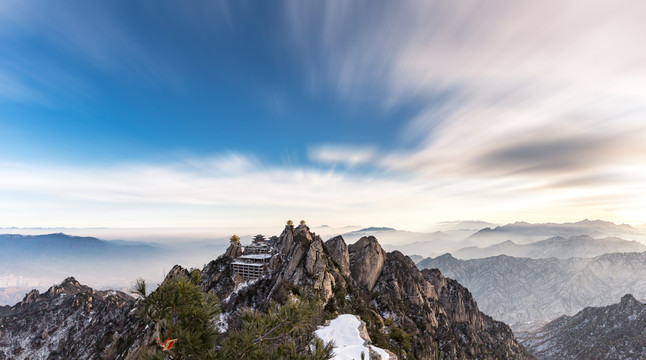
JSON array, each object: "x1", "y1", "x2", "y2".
[
  {"x1": 2, "y1": 1, "x2": 646, "y2": 230},
  {"x1": 284, "y1": 0, "x2": 646, "y2": 225}
]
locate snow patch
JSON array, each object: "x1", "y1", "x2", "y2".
[
  {"x1": 315, "y1": 314, "x2": 391, "y2": 359},
  {"x1": 216, "y1": 313, "x2": 229, "y2": 332},
  {"x1": 223, "y1": 278, "x2": 258, "y2": 303}
]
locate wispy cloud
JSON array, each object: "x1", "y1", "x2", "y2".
[
  {"x1": 2, "y1": 1, "x2": 646, "y2": 230},
  {"x1": 282, "y1": 0, "x2": 646, "y2": 224},
  {"x1": 1, "y1": 150, "x2": 644, "y2": 230},
  {"x1": 308, "y1": 145, "x2": 377, "y2": 168}
]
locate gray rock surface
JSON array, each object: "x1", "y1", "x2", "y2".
[
  {"x1": 348, "y1": 236, "x2": 386, "y2": 291},
  {"x1": 324, "y1": 235, "x2": 351, "y2": 277}
]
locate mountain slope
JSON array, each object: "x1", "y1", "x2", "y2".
[
  {"x1": 417, "y1": 252, "x2": 646, "y2": 327},
  {"x1": 518, "y1": 294, "x2": 646, "y2": 360},
  {"x1": 0, "y1": 278, "x2": 147, "y2": 360},
  {"x1": 452, "y1": 235, "x2": 646, "y2": 259}
]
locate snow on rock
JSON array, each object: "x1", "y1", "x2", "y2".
[
  {"x1": 223, "y1": 278, "x2": 258, "y2": 303},
  {"x1": 315, "y1": 314, "x2": 391, "y2": 359}
]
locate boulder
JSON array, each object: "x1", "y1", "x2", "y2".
[{"x1": 348, "y1": 236, "x2": 386, "y2": 291}]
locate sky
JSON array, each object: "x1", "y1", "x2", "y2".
[{"x1": 1, "y1": 0, "x2": 645, "y2": 235}]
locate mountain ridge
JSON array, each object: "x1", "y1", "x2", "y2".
[
  {"x1": 518, "y1": 294, "x2": 646, "y2": 359},
  {"x1": 417, "y1": 251, "x2": 646, "y2": 327},
  {"x1": 452, "y1": 235, "x2": 646, "y2": 259},
  {"x1": 0, "y1": 224, "x2": 535, "y2": 359}
]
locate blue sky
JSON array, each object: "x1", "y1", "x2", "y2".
[
  {"x1": 1, "y1": 1, "x2": 646, "y2": 232},
  {"x1": 0, "y1": 1, "x2": 415, "y2": 166}
]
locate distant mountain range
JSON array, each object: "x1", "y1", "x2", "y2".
[
  {"x1": 452, "y1": 235, "x2": 646, "y2": 259},
  {"x1": 0, "y1": 233, "x2": 227, "y2": 306},
  {"x1": 345, "y1": 220, "x2": 646, "y2": 259},
  {"x1": 465, "y1": 219, "x2": 644, "y2": 246},
  {"x1": 518, "y1": 294, "x2": 646, "y2": 360},
  {"x1": 342, "y1": 222, "x2": 493, "y2": 257},
  {"x1": 0, "y1": 233, "x2": 165, "y2": 260},
  {"x1": 417, "y1": 252, "x2": 646, "y2": 328}
]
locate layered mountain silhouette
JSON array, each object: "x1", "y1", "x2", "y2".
[{"x1": 452, "y1": 235, "x2": 646, "y2": 259}]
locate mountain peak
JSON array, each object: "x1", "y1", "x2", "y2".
[{"x1": 620, "y1": 293, "x2": 638, "y2": 305}]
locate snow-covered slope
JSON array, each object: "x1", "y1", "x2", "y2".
[{"x1": 315, "y1": 314, "x2": 392, "y2": 359}]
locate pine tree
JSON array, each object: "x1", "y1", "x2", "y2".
[
  {"x1": 217, "y1": 294, "x2": 334, "y2": 360},
  {"x1": 230, "y1": 234, "x2": 241, "y2": 244},
  {"x1": 132, "y1": 270, "x2": 220, "y2": 359}
]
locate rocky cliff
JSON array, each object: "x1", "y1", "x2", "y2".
[
  {"x1": 1, "y1": 224, "x2": 535, "y2": 359},
  {"x1": 0, "y1": 277, "x2": 149, "y2": 360},
  {"x1": 518, "y1": 294, "x2": 646, "y2": 360}
]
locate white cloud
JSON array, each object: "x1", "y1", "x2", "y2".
[
  {"x1": 308, "y1": 145, "x2": 377, "y2": 167},
  {"x1": 1, "y1": 151, "x2": 644, "y2": 232},
  {"x1": 282, "y1": 0, "x2": 646, "y2": 225}
]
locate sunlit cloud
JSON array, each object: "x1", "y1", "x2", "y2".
[
  {"x1": 1, "y1": 151, "x2": 644, "y2": 231},
  {"x1": 282, "y1": 0, "x2": 646, "y2": 225},
  {"x1": 308, "y1": 145, "x2": 377, "y2": 168},
  {"x1": 1, "y1": 1, "x2": 646, "y2": 232}
]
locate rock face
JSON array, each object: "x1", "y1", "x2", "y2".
[
  {"x1": 518, "y1": 294, "x2": 646, "y2": 360},
  {"x1": 348, "y1": 236, "x2": 386, "y2": 291},
  {"x1": 223, "y1": 241, "x2": 242, "y2": 258},
  {"x1": 272, "y1": 224, "x2": 339, "y2": 302},
  {"x1": 418, "y1": 252, "x2": 646, "y2": 327},
  {"x1": 0, "y1": 277, "x2": 148, "y2": 360},
  {"x1": 325, "y1": 235, "x2": 351, "y2": 277}
]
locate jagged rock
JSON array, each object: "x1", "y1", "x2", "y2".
[
  {"x1": 424, "y1": 269, "x2": 482, "y2": 327},
  {"x1": 201, "y1": 256, "x2": 237, "y2": 301},
  {"x1": 374, "y1": 251, "x2": 438, "y2": 309},
  {"x1": 20, "y1": 290, "x2": 40, "y2": 307},
  {"x1": 348, "y1": 236, "x2": 386, "y2": 291},
  {"x1": 275, "y1": 224, "x2": 295, "y2": 256},
  {"x1": 0, "y1": 278, "x2": 145, "y2": 360},
  {"x1": 223, "y1": 241, "x2": 243, "y2": 258},
  {"x1": 324, "y1": 235, "x2": 351, "y2": 277},
  {"x1": 162, "y1": 264, "x2": 191, "y2": 284},
  {"x1": 271, "y1": 224, "x2": 337, "y2": 301}
]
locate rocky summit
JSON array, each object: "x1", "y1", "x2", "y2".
[{"x1": 0, "y1": 224, "x2": 535, "y2": 359}]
